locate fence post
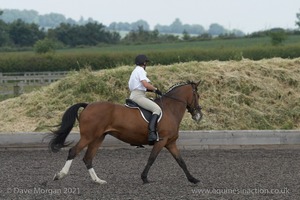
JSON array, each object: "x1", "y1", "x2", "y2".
[{"x1": 13, "y1": 84, "x2": 21, "y2": 97}]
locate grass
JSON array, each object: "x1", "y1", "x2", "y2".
[{"x1": 0, "y1": 57, "x2": 299, "y2": 132}]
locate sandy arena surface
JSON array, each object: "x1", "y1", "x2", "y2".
[{"x1": 0, "y1": 147, "x2": 299, "y2": 200}]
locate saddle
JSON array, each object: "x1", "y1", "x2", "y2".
[{"x1": 125, "y1": 99, "x2": 162, "y2": 123}]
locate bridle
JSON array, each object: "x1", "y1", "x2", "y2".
[
  {"x1": 186, "y1": 86, "x2": 202, "y2": 115},
  {"x1": 160, "y1": 84, "x2": 202, "y2": 114}
]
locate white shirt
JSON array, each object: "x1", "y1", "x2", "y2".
[{"x1": 128, "y1": 66, "x2": 150, "y2": 91}]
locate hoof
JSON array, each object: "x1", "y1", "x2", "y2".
[
  {"x1": 189, "y1": 178, "x2": 200, "y2": 184},
  {"x1": 53, "y1": 172, "x2": 66, "y2": 180},
  {"x1": 94, "y1": 179, "x2": 107, "y2": 185},
  {"x1": 142, "y1": 178, "x2": 150, "y2": 184},
  {"x1": 130, "y1": 144, "x2": 145, "y2": 148}
]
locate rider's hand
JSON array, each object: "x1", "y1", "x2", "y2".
[{"x1": 155, "y1": 89, "x2": 163, "y2": 96}]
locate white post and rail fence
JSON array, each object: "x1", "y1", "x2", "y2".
[{"x1": 0, "y1": 71, "x2": 68, "y2": 96}]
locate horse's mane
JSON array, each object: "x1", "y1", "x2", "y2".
[{"x1": 165, "y1": 80, "x2": 195, "y2": 94}]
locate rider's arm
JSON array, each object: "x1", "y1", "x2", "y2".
[{"x1": 141, "y1": 80, "x2": 157, "y2": 92}]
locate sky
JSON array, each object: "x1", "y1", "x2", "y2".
[{"x1": 0, "y1": 0, "x2": 299, "y2": 34}]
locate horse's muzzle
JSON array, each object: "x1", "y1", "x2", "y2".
[{"x1": 192, "y1": 111, "x2": 202, "y2": 122}]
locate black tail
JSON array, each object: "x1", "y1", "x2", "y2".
[{"x1": 49, "y1": 103, "x2": 88, "y2": 153}]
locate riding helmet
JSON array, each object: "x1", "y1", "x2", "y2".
[{"x1": 135, "y1": 54, "x2": 150, "y2": 65}]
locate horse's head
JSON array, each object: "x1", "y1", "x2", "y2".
[
  {"x1": 186, "y1": 81, "x2": 202, "y2": 122},
  {"x1": 162, "y1": 81, "x2": 203, "y2": 122}
]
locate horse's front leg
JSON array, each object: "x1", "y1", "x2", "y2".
[
  {"x1": 166, "y1": 142, "x2": 199, "y2": 184},
  {"x1": 141, "y1": 140, "x2": 166, "y2": 184}
]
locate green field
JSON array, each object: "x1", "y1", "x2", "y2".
[
  {"x1": 1, "y1": 35, "x2": 300, "y2": 74},
  {"x1": 1, "y1": 35, "x2": 300, "y2": 57},
  {"x1": 55, "y1": 35, "x2": 300, "y2": 53}
]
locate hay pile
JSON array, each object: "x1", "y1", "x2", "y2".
[{"x1": 0, "y1": 58, "x2": 299, "y2": 132}]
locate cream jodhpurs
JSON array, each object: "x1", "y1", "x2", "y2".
[{"x1": 129, "y1": 90, "x2": 162, "y2": 115}]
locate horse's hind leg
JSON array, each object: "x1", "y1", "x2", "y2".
[
  {"x1": 53, "y1": 138, "x2": 90, "y2": 181},
  {"x1": 83, "y1": 135, "x2": 107, "y2": 184},
  {"x1": 166, "y1": 142, "x2": 199, "y2": 184}
]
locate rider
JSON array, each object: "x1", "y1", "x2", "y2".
[{"x1": 128, "y1": 54, "x2": 162, "y2": 145}]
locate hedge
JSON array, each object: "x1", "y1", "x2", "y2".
[{"x1": 1, "y1": 45, "x2": 300, "y2": 72}]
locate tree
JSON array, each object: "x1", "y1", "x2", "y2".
[
  {"x1": 48, "y1": 23, "x2": 72, "y2": 46},
  {"x1": 208, "y1": 23, "x2": 227, "y2": 36},
  {"x1": 131, "y1": 20, "x2": 150, "y2": 31},
  {"x1": 39, "y1": 13, "x2": 67, "y2": 28},
  {"x1": 0, "y1": 10, "x2": 11, "y2": 46},
  {"x1": 296, "y1": 10, "x2": 300, "y2": 28},
  {"x1": 170, "y1": 18, "x2": 183, "y2": 33},
  {"x1": 182, "y1": 30, "x2": 191, "y2": 41},
  {"x1": 196, "y1": 33, "x2": 212, "y2": 41},
  {"x1": 122, "y1": 26, "x2": 159, "y2": 43},
  {"x1": 0, "y1": 9, "x2": 39, "y2": 24},
  {"x1": 108, "y1": 22, "x2": 131, "y2": 31},
  {"x1": 232, "y1": 29, "x2": 245, "y2": 37},
  {"x1": 0, "y1": 20, "x2": 10, "y2": 46},
  {"x1": 8, "y1": 19, "x2": 45, "y2": 46},
  {"x1": 154, "y1": 18, "x2": 206, "y2": 35},
  {"x1": 154, "y1": 19, "x2": 184, "y2": 34},
  {"x1": 184, "y1": 24, "x2": 205, "y2": 35},
  {"x1": 108, "y1": 20, "x2": 150, "y2": 32},
  {"x1": 154, "y1": 24, "x2": 171, "y2": 33},
  {"x1": 49, "y1": 22, "x2": 120, "y2": 47}
]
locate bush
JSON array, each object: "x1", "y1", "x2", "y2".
[
  {"x1": 34, "y1": 38, "x2": 56, "y2": 54},
  {"x1": 269, "y1": 30, "x2": 287, "y2": 46}
]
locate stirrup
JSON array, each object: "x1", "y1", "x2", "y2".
[
  {"x1": 155, "y1": 132, "x2": 160, "y2": 141},
  {"x1": 148, "y1": 138, "x2": 163, "y2": 145},
  {"x1": 148, "y1": 131, "x2": 162, "y2": 145}
]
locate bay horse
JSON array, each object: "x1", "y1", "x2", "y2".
[{"x1": 49, "y1": 81, "x2": 202, "y2": 184}]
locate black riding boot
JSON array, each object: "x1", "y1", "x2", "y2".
[{"x1": 148, "y1": 114, "x2": 160, "y2": 145}]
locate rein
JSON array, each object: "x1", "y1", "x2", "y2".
[
  {"x1": 156, "y1": 94, "x2": 185, "y2": 115},
  {"x1": 162, "y1": 94, "x2": 187, "y2": 105}
]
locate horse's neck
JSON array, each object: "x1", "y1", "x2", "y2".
[
  {"x1": 161, "y1": 88, "x2": 188, "y2": 120},
  {"x1": 166, "y1": 87, "x2": 188, "y2": 103}
]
